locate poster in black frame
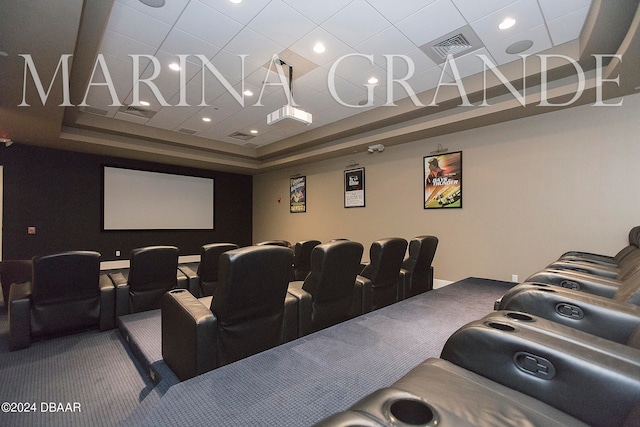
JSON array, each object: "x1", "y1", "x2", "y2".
[
  {"x1": 344, "y1": 167, "x2": 365, "y2": 208},
  {"x1": 423, "y1": 151, "x2": 462, "y2": 209},
  {"x1": 290, "y1": 176, "x2": 306, "y2": 213}
]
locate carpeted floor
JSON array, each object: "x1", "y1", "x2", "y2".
[{"x1": 0, "y1": 277, "x2": 512, "y2": 427}]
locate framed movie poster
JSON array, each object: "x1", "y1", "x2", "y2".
[
  {"x1": 424, "y1": 151, "x2": 462, "y2": 209},
  {"x1": 290, "y1": 176, "x2": 306, "y2": 213},
  {"x1": 344, "y1": 167, "x2": 365, "y2": 208}
]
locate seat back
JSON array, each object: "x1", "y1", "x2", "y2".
[
  {"x1": 197, "y1": 243, "x2": 239, "y2": 296},
  {"x1": 614, "y1": 268, "x2": 640, "y2": 305},
  {"x1": 361, "y1": 238, "x2": 408, "y2": 308},
  {"x1": 128, "y1": 246, "x2": 178, "y2": 313},
  {"x1": 302, "y1": 241, "x2": 364, "y2": 331},
  {"x1": 402, "y1": 235, "x2": 438, "y2": 296},
  {"x1": 293, "y1": 240, "x2": 321, "y2": 281},
  {"x1": 255, "y1": 240, "x2": 291, "y2": 248},
  {"x1": 31, "y1": 251, "x2": 101, "y2": 336},
  {"x1": 211, "y1": 245, "x2": 293, "y2": 366}
]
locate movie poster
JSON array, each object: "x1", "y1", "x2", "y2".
[
  {"x1": 290, "y1": 176, "x2": 306, "y2": 213},
  {"x1": 344, "y1": 167, "x2": 365, "y2": 208},
  {"x1": 424, "y1": 151, "x2": 462, "y2": 209}
]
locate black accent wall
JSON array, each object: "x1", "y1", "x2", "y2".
[{"x1": 0, "y1": 143, "x2": 253, "y2": 260}]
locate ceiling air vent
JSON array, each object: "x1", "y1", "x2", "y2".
[
  {"x1": 120, "y1": 105, "x2": 150, "y2": 117},
  {"x1": 228, "y1": 131, "x2": 255, "y2": 141},
  {"x1": 420, "y1": 25, "x2": 484, "y2": 65},
  {"x1": 178, "y1": 128, "x2": 198, "y2": 135},
  {"x1": 432, "y1": 34, "x2": 473, "y2": 59}
]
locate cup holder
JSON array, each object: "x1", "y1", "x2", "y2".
[
  {"x1": 486, "y1": 322, "x2": 515, "y2": 332},
  {"x1": 388, "y1": 399, "x2": 436, "y2": 426},
  {"x1": 506, "y1": 312, "x2": 534, "y2": 322}
]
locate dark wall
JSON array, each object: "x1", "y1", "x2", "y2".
[{"x1": 0, "y1": 143, "x2": 253, "y2": 260}]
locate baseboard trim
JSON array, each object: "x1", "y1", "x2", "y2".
[{"x1": 433, "y1": 279, "x2": 454, "y2": 289}]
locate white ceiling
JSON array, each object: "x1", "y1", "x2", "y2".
[{"x1": 83, "y1": 0, "x2": 591, "y2": 148}]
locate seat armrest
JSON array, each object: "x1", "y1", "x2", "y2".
[
  {"x1": 161, "y1": 289, "x2": 217, "y2": 381},
  {"x1": 497, "y1": 283, "x2": 640, "y2": 343},
  {"x1": 98, "y1": 274, "x2": 116, "y2": 331},
  {"x1": 8, "y1": 281, "x2": 32, "y2": 350},
  {"x1": 109, "y1": 272, "x2": 130, "y2": 317},
  {"x1": 398, "y1": 268, "x2": 410, "y2": 300},
  {"x1": 178, "y1": 265, "x2": 201, "y2": 297},
  {"x1": 524, "y1": 270, "x2": 620, "y2": 298},
  {"x1": 353, "y1": 276, "x2": 372, "y2": 316},
  {"x1": 287, "y1": 281, "x2": 310, "y2": 337}
]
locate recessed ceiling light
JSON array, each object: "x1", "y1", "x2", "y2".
[
  {"x1": 313, "y1": 43, "x2": 326, "y2": 54},
  {"x1": 138, "y1": 0, "x2": 165, "y2": 8},
  {"x1": 243, "y1": 89, "x2": 253, "y2": 96},
  {"x1": 229, "y1": 0, "x2": 242, "y2": 4},
  {"x1": 139, "y1": 101, "x2": 150, "y2": 106},
  {"x1": 499, "y1": 17, "x2": 516, "y2": 30},
  {"x1": 367, "y1": 77, "x2": 379, "y2": 85},
  {"x1": 250, "y1": 129, "x2": 258, "y2": 134},
  {"x1": 168, "y1": 62, "x2": 181, "y2": 71},
  {"x1": 202, "y1": 117, "x2": 212, "y2": 122},
  {"x1": 505, "y1": 40, "x2": 534, "y2": 55}
]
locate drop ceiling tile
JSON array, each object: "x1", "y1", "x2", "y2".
[
  {"x1": 386, "y1": 48, "x2": 440, "y2": 79},
  {"x1": 175, "y1": 1, "x2": 244, "y2": 49},
  {"x1": 204, "y1": 48, "x2": 262, "y2": 85},
  {"x1": 396, "y1": 0, "x2": 467, "y2": 47},
  {"x1": 537, "y1": 0, "x2": 592, "y2": 21},
  {"x1": 297, "y1": 67, "x2": 330, "y2": 92},
  {"x1": 224, "y1": 27, "x2": 286, "y2": 70},
  {"x1": 547, "y1": 6, "x2": 591, "y2": 46},
  {"x1": 181, "y1": 104, "x2": 237, "y2": 130},
  {"x1": 469, "y1": 0, "x2": 545, "y2": 47},
  {"x1": 145, "y1": 104, "x2": 203, "y2": 130},
  {"x1": 364, "y1": 0, "x2": 437, "y2": 24},
  {"x1": 486, "y1": 24, "x2": 552, "y2": 65},
  {"x1": 100, "y1": 30, "x2": 157, "y2": 58},
  {"x1": 327, "y1": 52, "x2": 380, "y2": 80},
  {"x1": 248, "y1": 0, "x2": 316, "y2": 47},
  {"x1": 443, "y1": 47, "x2": 496, "y2": 79},
  {"x1": 199, "y1": 0, "x2": 272, "y2": 25},
  {"x1": 106, "y1": 1, "x2": 172, "y2": 48},
  {"x1": 450, "y1": 0, "x2": 519, "y2": 23},
  {"x1": 289, "y1": 27, "x2": 354, "y2": 68},
  {"x1": 282, "y1": 0, "x2": 355, "y2": 25},
  {"x1": 321, "y1": 0, "x2": 392, "y2": 48},
  {"x1": 406, "y1": 66, "x2": 452, "y2": 98},
  {"x1": 115, "y1": 0, "x2": 191, "y2": 25},
  {"x1": 159, "y1": 28, "x2": 222, "y2": 63},
  {"x1": 356, "y1": 27, "x2": 419, "y2": 67}
]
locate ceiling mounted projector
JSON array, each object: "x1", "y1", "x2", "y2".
[{"x1": 267, "y1": 105, "x2": 312, "y2": 126}]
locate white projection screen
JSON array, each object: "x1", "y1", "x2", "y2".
[{"x1": 103, "y1": 166, "x2": 214, "y2": 230}]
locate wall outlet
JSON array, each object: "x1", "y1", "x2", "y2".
[
  {"x1": 512, "y1": 274, "x2": 519, "y2": 282},
  {"x1": 115, "y1": 250, "x2": 121, "y2": 257},
  {"x1": 27, "y1": 226, "x2": 36, "y2": 235}
]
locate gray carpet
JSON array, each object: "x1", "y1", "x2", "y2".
[
  {"x1": 0, "y1": 309, "x2": 156, "y2": 427},
  {"x1": 0, "y1": 277, "x2": 512, "y2": 427},
  {"x1": 132, "y1": 277, "x2": 513, "y2": 426}
]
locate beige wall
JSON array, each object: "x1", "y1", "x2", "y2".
[{"x1": 253, "y1": 93, "x2": 640, "y2": 283}]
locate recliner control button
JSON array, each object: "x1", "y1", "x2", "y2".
[
  {"x1": 560, "y1": 280, "x2": 580, "y2": 290},
  {"x1": 555, "y1": 303, "x2": 584, "y2": 319},
  {"x1": 514, "y1": 352, "x2": 556, "y2": 379}
]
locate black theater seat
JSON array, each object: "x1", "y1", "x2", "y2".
[
  {"x1": 356, "y1": 238, "x2": 408, "y2": 312},
  {"x1": 398, "y1": 235, "x2": 438, "y2": 299},
  {"x1": 178, "y1": 243, "x2": 239, "y2": 297},
  {"x1": 287, "y1": 240, "x2": 363, "y2": 337},
  {"x1": 440, "y1": 314, "x2": 640, "y2": 426},
  {"x1": 313, "y1": 358, "x2": 586, "y2": 427},
  {"x1": 112, "y1": 246, "x2": 180, "y2": 316},
  {"x1": 161, "y1": 245, "x2": 293, "y2": 381},
  {"x1": 292, "y1": 239, "x2": 321, "y2": 281},
  {"x1": 8, "y1": 251, "x2": 115, "y2": 350},
  {"x1": 557, "y1": 225, "x2": 640, "y2": 266}
]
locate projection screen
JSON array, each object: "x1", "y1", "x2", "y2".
[{"x1": 103, "y1": 166, "x2": 214, "y2": 230}]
